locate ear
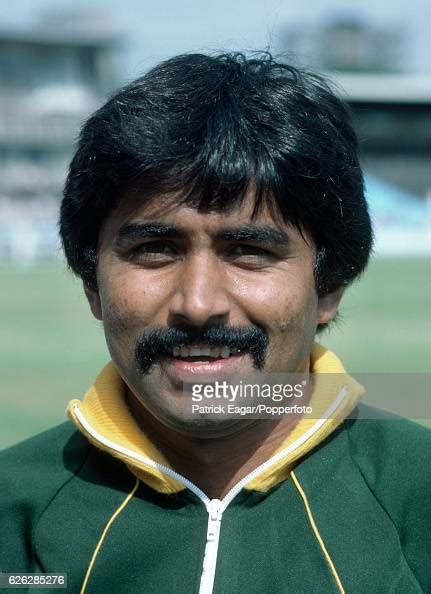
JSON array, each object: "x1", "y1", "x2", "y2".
[
  {"x1": 316, "y1": 286, "x2": 344, "y2": 326},
  {"x1": 84, "y1": 284, "x2": 103, "y2": 321}
]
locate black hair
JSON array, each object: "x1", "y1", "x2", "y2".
[{"x1": 60, "y1": 51, "x2": 373, "y2": 301}]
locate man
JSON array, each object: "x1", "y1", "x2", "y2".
[{"x1": 1, "y1": 53, "x2": 430, "y2": 594}]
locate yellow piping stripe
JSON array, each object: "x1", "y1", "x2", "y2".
[
  {"x1": 80, "y1": 476, "x2": 140, "y2": 594},
  {"x1": 291, "y1": 470, "x2": 345, "y2": 594}
]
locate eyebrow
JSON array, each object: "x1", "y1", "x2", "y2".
[
  {"x1": 115, "y1": 222, "x2": 290, "y2": 245},
  {"x1": 216, "y1": 226, "x2": 289, "y2": 244},
  {"x1": 115, "y1": 222, "x2": 186, "y2": 244}
]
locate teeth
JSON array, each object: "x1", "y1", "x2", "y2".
[
  {"x1": 171, "y1": 345, "x2": 239, "y2": 358},
  {"x1": 220, "y1": 346, "x2": 230, "y2": 358}
]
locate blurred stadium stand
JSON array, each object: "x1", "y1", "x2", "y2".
[
  {"x1": 335, "y1": 72, "x2": 431, "y2": 255},
  {"x1": 0, "y1": 11, "x2": 120, "y2": 262},
  {"x1": 1, "y1": 14, "x2": 430, "y2": 261},
  {"x1": 364, "y1": 174, "x2": 431, "y2": 255}
]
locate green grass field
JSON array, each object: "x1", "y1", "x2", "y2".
[{"x1": 1, "y1": 256, "x2": 430, "y2": 449}]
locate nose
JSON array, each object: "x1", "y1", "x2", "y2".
[{"x1": 168, "y1": 251, "x2": 231, "y2": 327}]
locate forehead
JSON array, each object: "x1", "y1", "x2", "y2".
[{"x1": 99, "y1": 188, "x2": 310, "y2": 246}]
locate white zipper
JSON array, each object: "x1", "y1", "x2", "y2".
[
  {"x1": 72, "y1": 384, "x2": 348, "y2": 594},
  {"x1": 199, "y1": 499, "x2": 223, "y2": 594}
]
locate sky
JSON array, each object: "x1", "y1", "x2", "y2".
[{"x1": 1, "y1": 0, "x2": 431, "y2": 79}]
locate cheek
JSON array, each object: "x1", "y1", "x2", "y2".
[
  {"x1": 238, "y1": 271, "x2": 318, "y2": 331},
  {"x1": 97, "y1": 265, "x2": 172, "y2": 334},
  {"x1": 269, "y1": 294, "x2": 318, "y2": 340},
  {"x1": 102, "y1": 298, "x2": 133, "y2": 340},
  {"x1": 265, "y1": 292, "x2": 319, "y2": 372},
  {"x1": 96, "y1": 287, "x2": 145, "y2": 361}
]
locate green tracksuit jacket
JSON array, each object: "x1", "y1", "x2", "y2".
[{"x1": 1, "y1": 403, "x2": 430, "y2": 593}]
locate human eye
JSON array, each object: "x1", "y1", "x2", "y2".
[
  {"x1": 129, "y1": 241, "x2": 179, "y2": 264},
  {"x1": 225, "y1": 244, "x2": 278, "y2": 267}
]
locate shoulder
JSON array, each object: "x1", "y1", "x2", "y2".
[
  {"x1": 345, "y1": 404, "x2": 431, "y2": 539},
  {"x1": 0, "y1": 422, "x2": 90, "y2": 570},
  {"x1": 0, "y1": 420, "x2": 89, "y2": 466},
  {"x1": 344, "y1": 405, "x2": 431, "y2": 588},
  {"x1": 0, "y1": 422, "x2": 90, "y2": 511},
  {"x1": 346, "y1": 403, "x2": 431, "y2": 479}
]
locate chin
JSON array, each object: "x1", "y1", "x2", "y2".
[{"x1": 156, "y1": 412, "x2": 251, "y2": 440}]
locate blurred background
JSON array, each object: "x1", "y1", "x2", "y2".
[{"x1": 1, "y1": 0, "x2": 430, "y2": 449}]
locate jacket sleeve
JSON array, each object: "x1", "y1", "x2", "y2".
[
  {"x1": 0, "y1": 422, "x2": 89, "y2": 573},
  {"x1": 347, "y1": 408, "x2": 431, "y2": 592}
]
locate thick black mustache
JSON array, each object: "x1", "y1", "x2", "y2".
[{"x1": 135, "y1": 325, "x2": 269, "y2": 374}]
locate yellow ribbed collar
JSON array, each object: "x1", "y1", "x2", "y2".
[{"x1": 67, "y1": 342, "x2": 364, "y2": 494}]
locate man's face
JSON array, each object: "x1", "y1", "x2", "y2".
[{"x1": 86, "y1": 190, "x2": 342, "y2": 437}]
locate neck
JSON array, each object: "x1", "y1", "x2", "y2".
[{"x1": 126, "y1": 390, "x2": 306, "y2": 499}]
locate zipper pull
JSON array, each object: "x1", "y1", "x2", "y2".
[{"x1": 206, "y1": 499, "x2": 222, "y2": 541}]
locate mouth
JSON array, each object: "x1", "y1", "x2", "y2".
[{"x1": 160, "y1": 344, "x2": 248, "y2": 383}]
